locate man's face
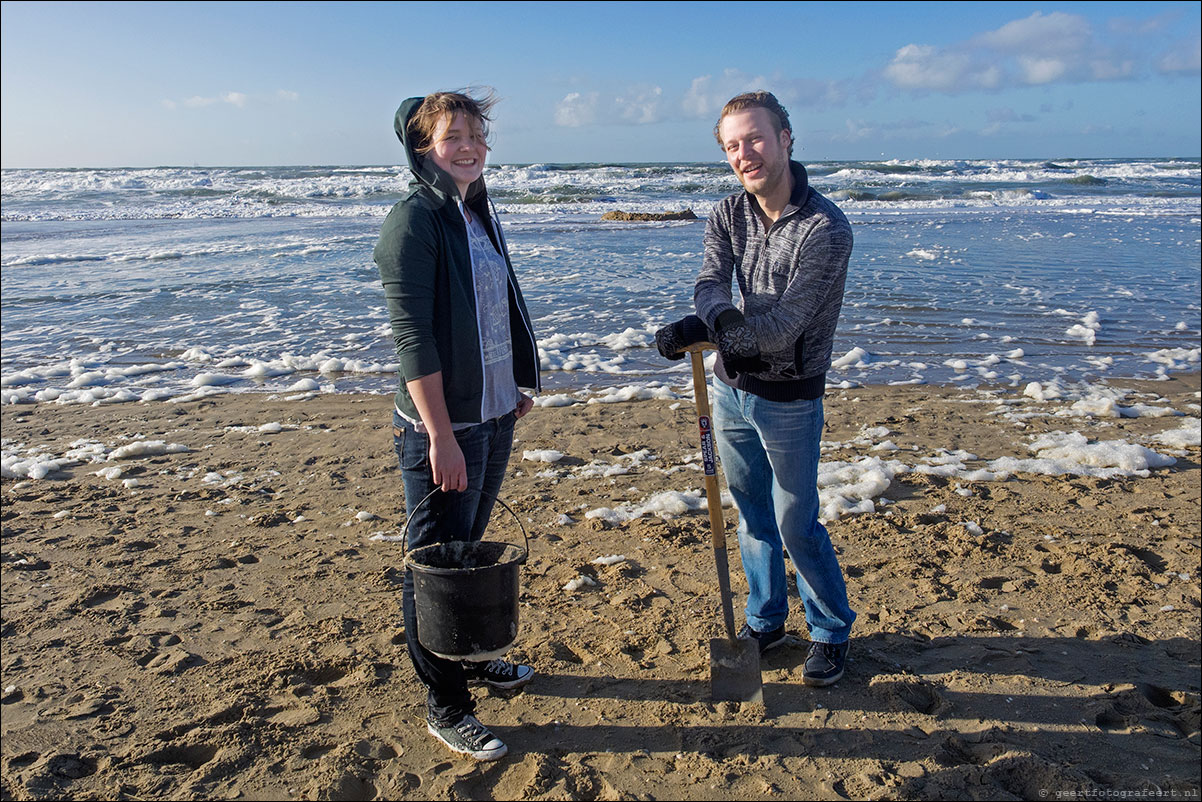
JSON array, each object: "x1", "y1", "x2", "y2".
[
  {"x1": 719, "y1": 107, "x2": 792, "y2": 198},
  {"x1": 429, "y1": 112, "x2": 487, "y2": 195}
]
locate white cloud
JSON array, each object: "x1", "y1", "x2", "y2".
[
  {"x1": 883, "y1": 44, "x2": 1000, "y2": 91},
  {"x1": 615, "y1": 86, "x2": 663, "y2": 125},
  {"x1": 682, "y1": 69, "x2": 768, "y2": 118},
  {"x1": 554, "y1": 70, "x2": 851, "y2": 133},
  {"x1": 554, "y1": 92, "x2": 598, "y2": 127},
  {"x1": 977, "y1": 11, "x2": 1090, "y2": 56},
  {"x1": 681, "y1": 68, "x2": 847, "y2": 120},
  {"x1": 277, "y1": 89, "x2": 300, "y2": 102},
  {"x1": 883, "y1": 10, "x2": 1165, "y2": 93},
  {"x1": 1089, "y1": 58, "x2": 1135, "y2": 81},
  {"x1": 554, "y1": 87, "x2": 666, "y2": 127},
  {"x1": 178, "y1": 91, "x2": 250, "y2": 109},
  {"x1": 1159, "y1": 36, "x2": 1201, "y2": 74},
  {"x1": 841, "y1": 119, "x2": 874, "y2": 141},
  {"x1": 1018, "y1": 56, "x2": 1068, "y2": 85}
]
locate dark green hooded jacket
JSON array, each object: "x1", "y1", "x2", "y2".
[{"x1": 374, "y1": 97, "x2": 540, "y2": 424}]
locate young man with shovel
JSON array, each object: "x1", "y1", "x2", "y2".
[{"x1": 656, "y1": 91, "x2": 856, "y2": 687}]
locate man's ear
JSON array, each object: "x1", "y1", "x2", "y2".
[{"x1": 780, "y1": 128, "x2": 793, "y2": 152}]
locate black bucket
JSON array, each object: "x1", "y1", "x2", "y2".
[{"x1": 403, "y1": 490, "x2": 529, "y2": 661}]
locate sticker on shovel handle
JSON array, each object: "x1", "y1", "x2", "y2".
[{"x1": 698, "y1": 415, "x2": 717, "y2": 476}]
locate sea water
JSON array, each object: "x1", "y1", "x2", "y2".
[{"x1": 2, "y1": 159, "x2": 1199, "y2": 405}]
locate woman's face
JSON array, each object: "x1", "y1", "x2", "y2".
[{"x1": 429, "y1": 112, "x2": 487, "y2": 198}]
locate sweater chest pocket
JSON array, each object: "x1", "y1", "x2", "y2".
[{"x1": 751, "y1": 247, "x2": 794, "y2": 295}]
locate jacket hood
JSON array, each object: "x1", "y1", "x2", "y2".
[{"x1": 394, "y1": 97, "x2": 487, "y2": 204}]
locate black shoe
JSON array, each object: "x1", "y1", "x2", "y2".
[
  {"x1": 427, "y1": 713, "x2": 507, "y2": 761},
  {"x1": 803, "y1": 640, "x2": 849, "y2": 687},
  {"x1": 737, "y1": 623, "x2": 788, "y2": 654},
  {"x1": 463, "y1": 659, "x2": 534, "y2": 690}
]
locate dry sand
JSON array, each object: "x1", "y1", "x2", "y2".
[{"x1": 2, "y1": 376, "x2": 1199, "y2": 801}]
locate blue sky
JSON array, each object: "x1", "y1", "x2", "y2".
[{"x1": 2, "y1": 1, "x2": 1199, "y2": 167}]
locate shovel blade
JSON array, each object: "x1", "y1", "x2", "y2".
[{"x1": 710, "y1": 637, "x2": 763, "y2": 704}]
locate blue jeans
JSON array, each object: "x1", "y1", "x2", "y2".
[
  {"x1": 710, "y1": 380, "x2": 856, "y2": 644},
  {"x1": 393, "y1": 409, "x2": 516, "y2": 725}
]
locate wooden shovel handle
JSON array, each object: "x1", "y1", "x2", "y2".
[{"x1": 688, "y1": 344, "x2": 738, "y2": 642}]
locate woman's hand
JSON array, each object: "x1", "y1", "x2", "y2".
[
  {"x1": 515, "y1": 393, "x2": 534, "y2": 419},
  {"x1": 429, "y1": 432, "x2": 467, "y2": 492}
]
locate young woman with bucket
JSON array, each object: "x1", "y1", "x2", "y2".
[{"x1": 373, "y1": 88, "x2": 541, "y2": 762}]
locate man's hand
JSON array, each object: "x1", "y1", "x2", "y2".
[
  {"x1": 714, "y1": 310, "x2": 768, "y2": 378},
  {"x1": 655, "y1": 315, "x2": 711, "y2": 360}
]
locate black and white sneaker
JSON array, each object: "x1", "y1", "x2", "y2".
[
  {"x1": 463, "y1": 659, "x2": 535, "y2": 690},
  {"x1": 427, "y1": 714, "x2": 508, "y2": 761},
  {"x1": 737, "y1": 623, "x2": 788, "y2": 654}
]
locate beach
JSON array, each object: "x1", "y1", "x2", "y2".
[
  {"x1": 3, "y1": 155, "x2": 1200, "y2": 800},
  {"x1": 2, "y1": 375, "x2": 1198, "y2": 800}
]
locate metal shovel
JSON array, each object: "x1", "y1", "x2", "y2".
[{"x1": 686, "y1": 343, "x2": 763, "y2": 704}]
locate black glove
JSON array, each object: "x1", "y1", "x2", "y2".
[
  {"x1": 655, "y1": 315, "x2": 710, "y2": 360},
  {"x1": 714, "y1": 309, "x2": 769, "y2": 378}
]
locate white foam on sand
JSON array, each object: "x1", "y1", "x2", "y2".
[
  {"x1": 224, "y1": 422, "x2": 292, "y2": 434},
  {"x1": 109, "y1": 440, "x2": 191, "y2": 460},
  {"x1": 563, "y1": 575, "x2": 598, "y2": 592},
  {"x1": 5, "y1": 377, "x2": 1195, "y2": 552},
  {"x1": 552, "y1": 449, "x2": 659, "y2": 480},
  {"x1": 817, "y1": 457, "x2": 906, "y2": 522},
  {"x1": 1019, "y1": 380, "x2": 1186, "y2": 419},
  {"x1": 533, "y1": 393, "x2": 580, "y2": 408},
  {"x1": 992, "y1": 431, "x2": 1177, "y2": 478},
  {"x1": 522, "y1": 449, "x2": 565, "y2": 463},
  {"x1": 585, "y1": 384, "x2": 682, "y2": 404},
  {"x1": 2, "y1": 437, "x2": 190, "y2": 480},
  {"x1": 585, "y1": 489, "x2": 706, "y2": 526},
  {"x1": 1152, "y1": 418, "x2": 1201, "y2": 448},
  {"x1": 0, "y1": 349, "x2": 395, "y2": 407}
]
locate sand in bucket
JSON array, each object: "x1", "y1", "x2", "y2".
[{"x1": 408, "y1": 539, "x2": 527, "y2": 662}]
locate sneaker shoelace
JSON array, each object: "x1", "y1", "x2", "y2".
[
  {"x1": 456, "y1": 716, "x2": 489, "y2": 745},
  {"x1": 813, "y1": 643, "x2": 842, "y2": 664}
]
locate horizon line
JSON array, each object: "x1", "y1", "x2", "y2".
[{"x1": 4, "y1": 155, "x2": 1201, "y2": 171}]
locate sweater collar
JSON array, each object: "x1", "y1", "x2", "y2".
[
  {"x1": 784, "y1": 160, "x2": 811, "y2": 214},
  {"x1": 745, "y1": 161, "x2": 812, "y2": 227},
  {"x1": 745, "y1": 160, "x2": 811, "y2": 225}
]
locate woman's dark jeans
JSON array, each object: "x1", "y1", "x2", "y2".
[{"x1": 393, "y1": 409, "x2": 516, "y2": 725}]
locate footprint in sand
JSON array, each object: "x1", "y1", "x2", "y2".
[
  {"x1": 138, "y1": 743, "x2": 218, "y2": 771},
  {"x1": 869, "y1": 674, "x2": 947, "y2": 715},
  {"x1": 1094, "y1": 684, "x2": 1201, "y2": 740},
  {"x1": 137, "y1": 647, "x2": 200, "y2": 674},
  {"x1": 14, "y1": 752, "x2": 99, "y2": 799}
]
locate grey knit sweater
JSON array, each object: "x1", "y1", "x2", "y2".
[{"x1": 695, "y1": 161, "x2": 852, "y2": 400}]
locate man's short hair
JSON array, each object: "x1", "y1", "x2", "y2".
[
  {"x1": 408, "y1": 88, "x2": 497, "y2": 155},
  {"x1": 713, "y1": 91, "x2": 793, "y2": 157}
]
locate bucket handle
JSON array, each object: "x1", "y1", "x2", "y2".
[{"x1": 400, "y1": 487, "x2": 530, "y2": 563}]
